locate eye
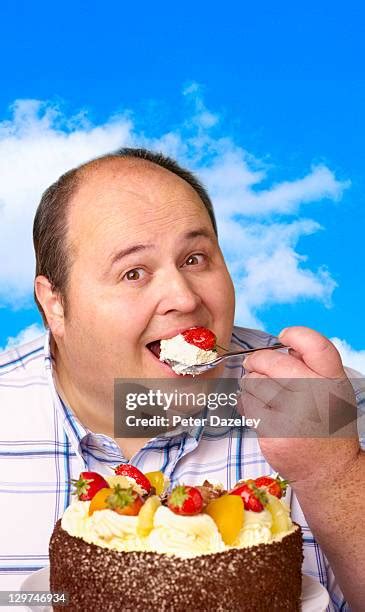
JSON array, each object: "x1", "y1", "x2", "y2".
[
  {"x1": 123, "y1": 268, "x2": 144, "y2": 281},
  {"x1": 184, "y1": 253, "x2": 206, "y2": 266}
]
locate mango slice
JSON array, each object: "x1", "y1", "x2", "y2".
[
  {"x1": 144, "y1": 471, "x2": 168, "y2": 496},
  {"x1": 205, "y1": 494, "x2": 244, "y2": 545}
]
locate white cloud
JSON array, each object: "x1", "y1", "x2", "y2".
[
  {"x1": 182, "y1": 82, "x2": 219, "y2": 129},
  {"x1": 197, "y1": 151, "x2": 349, "y2": 218},
  {"x1": 331, "y1": 338, "x2": 365, "y2": 375},
  {"x1": 0, "y1": 99, "x2": 134, "y2": 307},
  {"x1": 237, "y1": 164, "x2": 349, "y2": 216},
  {"x1": 0, "y1": 322, "x2": 45, "y2": 353},
  {"x1": 240, "y1": 246, "x2": 336, "y2": 308},
  {"x1": 0, "y1": 85, "x2": 350, "y2": 333}
]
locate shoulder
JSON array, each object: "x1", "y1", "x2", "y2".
[
  {"x1": 231, "y1": 325, "x2": 278, "y2": 349},
  {"x1": 0, "y1": 333, "x2": 47, "y2": 380},
  {"x1": 0, "y1": 332, "x2": 54, "y2": 438}
]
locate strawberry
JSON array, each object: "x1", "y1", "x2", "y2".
[
  {"x1": 254, "y1": 475, "x2": 288, "y2": 499},
  {"x1": 71, "y1": 471, "x2": 109, "y2": 501},
  {"x1": 167, "y1": 484, "x2": 203, "y2": 515},
  {"x1": 114, "y1": 464, "x2": 151, "y2": 494},
  {"x1": 230, "y1": 479, "x2": 268, "y2": 512},
  {"x1": 106, "y1": 485, "x2": 143, "y2": 516},
  {"x1": 89, "y1": 484, "x2": 143, "y2": 516},
  {"x1": 182, "y1": 327, "x2": 217, "y2": 351}
]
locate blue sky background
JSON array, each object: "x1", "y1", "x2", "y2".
[{"x1": 0, "y1": 1, "x2": 364, "y2": 369}]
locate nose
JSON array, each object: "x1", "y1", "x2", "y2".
[{"x1": 156, "y1": 268, "x2": 202, "y2": 315}]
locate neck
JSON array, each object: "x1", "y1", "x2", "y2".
[{"x1": 50, "y1": 336, "x2": 149, "y2": 460}]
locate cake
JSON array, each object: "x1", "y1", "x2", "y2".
[
  {"x1": 159, "y1": 326, "x2": 218, "y2": 375},
  {"x1": 49, "y1": 465, "x2": 303, "y2": 611}
]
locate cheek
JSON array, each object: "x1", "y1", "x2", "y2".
[
  {"x1": 66, "y1": 274, "x2": 153, "y2": 341},
  {"x1": 212, "y1": 269, "x2": 235, "y2": 313},
  {"x1": 210, "y1": 271, "x2": 235, "y2": 339}
]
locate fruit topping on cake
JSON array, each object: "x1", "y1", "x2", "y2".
[
  {"x1": 89, "y1": 485, "x2": 144, "y2": 516},
  {"x1": 144, "y1": 470, "x2": 170, "y2": 496},
  {"x1": 205, "y1": 494, "x2": 244, "y2": 545},
  {"x1": 137, "y1": 496, "x2": 161, "y2": 537},
  {"x1": 231, "y1": 480, "x2": 268, "y2": 512},
  {"x1": 114, "y1": 464, "x2": 152, "y2": 495},
  {"x1": 159, "y1": 326, "x2": 218, "y2": 375},
  {"x1": 51, "y1": 469, "x2": 303, "y2": 612},
  {"x1": 71, "y1": 471, "x2": 110, "y2": 501},
  {"x1": 196, "y1": 480, "x2": 225, "y2": 506},
  {"x1": 230, "y1": 475, "x2": 288, "y2": 511},
  {"x1": 167, "y1": 485, "x2": 204, "y2": 516},
  {"x1": 65, "y1": 469, "x2": 295, "y2": 557},
  {"x1": 253, "y1": 475, "x2": 288, "y2": 498}
]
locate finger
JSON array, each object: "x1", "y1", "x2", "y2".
[
  {"x1": 239, "y1": 391, "x2": 276, "y2": 436},
  {"x1": 243, "y1": 373, "x2": 289, "y2": 405},
  {"x1": 243, "y1": 347, "x2": 315, "y2": 379},
  {"x1": 243, "y1": 374, "x2": 323, "y2": 423},
  {"x1": 279, "y1": 326, "x2": 345, "y2": 379},
  {"x1": 241, "y1": 391, "x2": 321, "y2": 438},
  {"x1": 241, "y1": 393, "x2": 329, "y2": 439},
  {"x1": 243, "y1": 371, "x2": 301, "y2": 393},
  {"x1": 289, "y1": 348, "x2": 304, "y2": 361}
]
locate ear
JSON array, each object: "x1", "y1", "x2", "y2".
[{"x1": 34, "y1": 275, "x2": 65, "y2": 337}]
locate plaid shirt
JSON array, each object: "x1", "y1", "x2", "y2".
[{"x1": 1, "y1": 327, "x2": 363, "y2": 610}]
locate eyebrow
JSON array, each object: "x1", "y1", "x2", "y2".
[
  {"x1": 108, "y1": 228, "x2": 215, "y2": 269},
  {"x1": 109, "y1": 243, "x2": 154, "y2": 269}
]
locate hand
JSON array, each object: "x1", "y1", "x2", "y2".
[{"x1": 240, "y1": 326, "x2": 359, "y2": 487}]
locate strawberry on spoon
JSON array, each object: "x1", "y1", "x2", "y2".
[{"x1": 182, "y1": 327, "x2": 217, "y2": 351}]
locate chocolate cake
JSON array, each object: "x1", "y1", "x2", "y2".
[
  {"x1": 49, "y1": 468, "x2": 303, "y2": 611},
  {"x1": 50, "y1": 520, "x2": 303, "y2": 611}
]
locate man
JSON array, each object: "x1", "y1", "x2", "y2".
[{"x1": 0, "y1": 148, "x2": 364, "y2": 609}]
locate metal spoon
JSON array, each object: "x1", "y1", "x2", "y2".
[{"x1": 165, "y1": 342, "x2": 288, "y2": 376}]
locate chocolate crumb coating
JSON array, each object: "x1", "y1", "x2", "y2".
[{"x1": 50, "y1": 520, "x2": 303, "y2": 612}]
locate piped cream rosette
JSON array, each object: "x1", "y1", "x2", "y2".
[{"x1": 61, "y1": 478, "x2": 296, "y2": 559}]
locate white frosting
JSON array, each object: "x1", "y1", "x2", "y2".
[
  {"x1": 62, "y1": 500, "x2": 143, "y2": 552},
  {"x1": 234, "y1": 509, "x2": 273, "y2": 547},
  {"x1": 61, "y1": 497, "x2": 90, "y2": 535},
  {"x1": 159, "y1": 334, "x2": 217, "y2": 375},
  {"x1": 62, "y1": 496, "x2": 297, "y2": 558},
  {"x1": 147, "y1": 505, "x2": 225, "y2": 557}
]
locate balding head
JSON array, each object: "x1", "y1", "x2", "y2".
[{"x1": 33, "y1": 148, "x2": 217, "y2": 324}]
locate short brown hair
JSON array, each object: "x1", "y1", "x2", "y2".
[{"x1": 33, "y1": 147, "x2": 218, "y2": 325}]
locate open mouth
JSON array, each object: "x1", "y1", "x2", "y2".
[
  {"x1": 146, "y1": 340, "x2": 161, "y2": 359},
  {"x1": 146, "y1": 339, "x2": 182, "y2": 376}
]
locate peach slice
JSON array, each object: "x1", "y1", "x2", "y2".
[
  {"x1": 144, "y1": 471, "x2": 168, "y2": 496},
  {"x1": 205, "y1": 494, "x2": 244, "y2": 545}
]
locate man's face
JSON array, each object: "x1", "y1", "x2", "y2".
[{"x1": 58, "y1": 160, "x2": 235, "y2": 396}]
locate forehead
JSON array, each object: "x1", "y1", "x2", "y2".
[{"x1": 67, "y1": 160, "x2": 212, "y2": 248}]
